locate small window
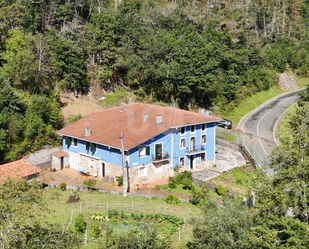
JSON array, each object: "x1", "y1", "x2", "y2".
[
  {"x1": 65, "y1": 137, "x2": 71, "y2": 145},
  {"x1": 72, "y1": 138, "x2": 78, "y2": 147},
  {"x1": 156, "y1": 115, "x2": 162, "y2": 124},
  {"x1": 179, "y1": 157, "x2": 185, "y2": 166},
  {"x1": 155, "y1": 163, "x2": 163, "y2": 173},
  {"x1": 201, "y1": 152, "x2": 206, "y2": 161},
  {"x1": 201, "y1": 135, "x2": 207, "y2": 144},
  {"x1": 139, "y1": 146, "x2": 149, "y2": 157},
  {"x1": 190, "y1": 125, "x2": 195, "y2": 133},
  {"x1": 139, "y1": 167, "x2": 146, "y2": 177},
  {"x1": 180, "y1": 127, "x2": 186, "y2": 135},
  {"x1": 202, "y1": 123, "x2": 206, "y2": 131},
  {"x1": 180, "y1": 138, "x2": 186, "y2": 149},
  {"x1": 86, "y1": 142, "x2": 97, "y2": 152}
]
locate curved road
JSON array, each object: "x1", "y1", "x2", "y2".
[{"x1": 238, "y1": 89, "x2": 303, "y2": 176}]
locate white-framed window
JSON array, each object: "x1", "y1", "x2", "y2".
[
  {"x1": 201, "y1": 134, "x2": 207, "y2": 144},
  {"x1": 86, "y1": 142, "x2": 97, "y2": 152},
  {"x1": 154, "y1": 163, "x2": 163, "y2": 173},
  {"x1": 139, "y1": 167, "x2": 146, "y2": 177},
  {"x1": 180, "y1": 138, "x2": 186, "y2": 149},
  {"x1": 138, "y1": 146, "x2": 149, "y2": 158},
  {"x1": 180, "y1": 126, "x2": 186, "y2": 135},
  {"x1": 190, "y1": 125, "x2": 196, "y2": 133},
  {"x1": 201, "y1": 152, "x2": 207, "y2": 161},
  {"x1": 201, "y1": 123, "x2": 207, "y2": 132},
  {"x1": 179, "y1": 157, "x2": 185, "y2": 166},
  {"x1": 71, "y1": 138, "x2": 78, "y2": 147}
]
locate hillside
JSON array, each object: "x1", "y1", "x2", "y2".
[{"x1": 1, "y1": 0, "x2": 309, "y2": 162}]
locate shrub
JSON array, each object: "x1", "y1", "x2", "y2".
[
  {"x1": 154, "y1": 185, "x2": 161, "y2": 190},
  {"x1": 92, "y1": 224, "x2": 101, "y2": 238},
  {"x1": 59, "y1": 182, "x2": 66, "y2": 191},
  {"x1": 67, "y1": 190, "x2": 80, "y2": 203},
  {"x1": 216, "y1": 184, "x2": 226, "y2": 196},
  {"x1": 236, "y1": 178, "x2": 242, "y2": 185},
  {"x1": 182, "y1": 178, "x2": 193, "y2": 190},
  {"x1": 168, "y1": 177, "x2": 176, "y2": 189},
  {"x1": 191, "y1": 185, "x2": 209, "y2": 207},
  {"x1": 165, "y1": 194, "x2": 180, "y2": 204},
  {"x1": 83, "y1": 179, "x2": 97, "y2": 188},
  {"x1": 117, "y1": 176, "x2": 123, "y2": 186},
  {"x1": 52, "y1": 168, "x2": 57, "y2": 172},
  {"x1": 74, "y1": 213, "x2": 86, "y2": 234},
  {"x1": 173, "y1": 165, "x2": 180, "y2": 172}
]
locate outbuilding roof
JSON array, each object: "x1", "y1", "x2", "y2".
[
  {"x1": 0, "y1": 159, "x2": 41, "y2": 181},
  {"x1": 57, "y1": 103, "x2": 221, "y2": 150}
]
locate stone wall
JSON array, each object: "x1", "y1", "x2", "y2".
[{"x1": 24, "y1": 146, "x2": 62, "y2": 165}]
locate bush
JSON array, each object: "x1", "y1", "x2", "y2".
[
  {"x1": 52, "y1": 168, "x2": 57, "y2": 172},
  {"x1": 117, "y1": 176, "x2": 123, "y2": 186},
  {"x1": 67, "y1": 190, "x2": 80, "y2": 203},
  {"x1": 192, "y1": 185, "x2": 209, "y2": 207},
  {"x1": 154, "y1": 185, "x2": 161, "y2": 190},
  {"x1": 83, "y1": 179, "x2": 97, "y2": 188},
  {"x1": 59, "y1": 182, "x2": 66, "y2": 191},
  {"x1": 92, "y1": 224, "x2": 101, "y2": 238},
  {"x1": 182, "y1": 178, "x2": 193, "y2": 190},
  {"x1": 168, "y1": 177, "x2": 176, "y2": 189},
  {"x1": 74, "y1": 213, "x2": 86, "y2": 234},
  {"x1": 216, "y1": 184, "x2": 226, "y2": 196},
  {"x1": 165, "y1": 194, "x2": 180, "y2": 204},
  {"x1": 236, "y1": 178, "x2": 242, "y2": 185}
]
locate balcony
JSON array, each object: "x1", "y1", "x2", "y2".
[
  {"x1": 152, "y1": 152, "x2": 170, "y2": 163},
  {"x1": 186, "y1": 145, "x2": 204, "y2": 155}
]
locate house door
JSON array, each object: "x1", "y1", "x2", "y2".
[
  {"x1": 101, "y1": 162, "x2": 105, "y2": 177},
  {"x1": 155, "y1": 143, "x2": 162, "y2": 160},
  {"x1": 60, "y1": 157, "x2": 64, "y2": 169},
  {"x1": 190, "y1": 137, "x2": 196, "y2": 151},
  {"x1": 190, "y1": 155, "x2": 196, "y2": 169}
]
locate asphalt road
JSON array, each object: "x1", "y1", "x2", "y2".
[{"x1": 239, "y1": 89, "x2": 303, "y2": 176}]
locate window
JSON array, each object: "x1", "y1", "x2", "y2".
[
  {"x1": 201, "y1": 123, "x2": 206, "y2": 131},
  {"x1": 155, "y1": 163, "x2": 163, "y2": 173},
  {"x1": 139, "y1": 167, "x2": 146, "y2": 177},
  {"x1": 190, "y1": 125, "x2": 195, "y2": 133},
  {"x1": 179, "y1": 157, "x2": 185, "y2": 167},
  {"x1": 201, "y1": 152, "x2": 206, "y2": 161},
  {"x1": 180, "y1": 138, "x2": 186, "y2": 149},
  {"x1": 65, "y1": 137, "x2": 71, "y2": 146},
  {"x1": 86, "y1": 142, "x2": 97, "y2": 152},
  {"x1": 138, "y1": 146, "x2": 150, "y2": 157},
  {"x1": 201, "y1": 135, "x2": 207, "y2": 144},
  {"x1": 156, "y1": 115, "x2": 162, "y2": 124},
  {"x1": 72, "y1": 138, "x2": 78, "y2": 147},
  {"x1": 180, "y1": 127, "x2": 186, "y2": 135}
]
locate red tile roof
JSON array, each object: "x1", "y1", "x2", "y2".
[
  {"x1": 52, "y1": 151, "x2": 69, "y2": 158},
  {"x1": 57, "y1": 103, "x2": 222, "y2": 150},
  {"x1": 0, "y1": 159, "x2": 41, "y2": 181}
]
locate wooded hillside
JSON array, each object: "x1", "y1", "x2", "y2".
[{"x1": 0, "y1": 0, "x2": 309, "y2": 162}]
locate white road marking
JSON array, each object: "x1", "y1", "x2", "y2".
[
  {"x1": 273, "y1": 101, "x2": 298, "y2": 146},
  {"x1": 256, "y1": 96, "x2": 295, "y2": 156}
]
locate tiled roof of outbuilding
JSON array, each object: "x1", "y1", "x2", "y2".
[{"x1": 57, "y1": 103, "x2": 221, "y2": 150}]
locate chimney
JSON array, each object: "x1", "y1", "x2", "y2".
[
  {"x1": 85, "y1": 126, "x2": 91, "y2": 136},
  {"x1": 156, "y1": 115, "x2": 162, "y2": 124},
  {"x1": 204, "y1": 110, "x2": 209, "y2": 118},
  {"x1": 143, "y1": 114, "x2": 148, "y2": 122}
]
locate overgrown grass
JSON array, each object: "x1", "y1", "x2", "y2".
[
  {"x1": 221, "y1": 85, "x2": 284, "y2": 126},
  {"x1": 278, "y1": 103, "x2": 298, "y2": 142},
  {"x1": 209, "y1": 165, "x2": 258, "y2": 195},
  {"x1": 296, "y1": 75, "x2": 309, "y2": 88},
  {"x1": 100, "y1": 88, "x2": 134, "y2": 107},
  {"x1": 216, "y1": 129, "x2": 238, "y2": 142}
]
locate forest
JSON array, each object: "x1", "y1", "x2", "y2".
[{"x1": 0, "y1": 0, "x2": 309, "y2": 162}]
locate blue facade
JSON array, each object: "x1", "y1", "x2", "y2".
[{"x1": 62, "y1": 121, "x2": 216, "y2": 169}]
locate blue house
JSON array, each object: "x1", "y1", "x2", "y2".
[{"x1": 56, "y1": 103, "x2": 221, "y2": 185}]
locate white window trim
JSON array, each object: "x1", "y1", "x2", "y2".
[
  {"x1": 180, "y1": 126, "x2": 186, "y2": 136},
  {"x1": 201, "y1": 134, "x2": 207, "y2": 145},
  {"x1": 138, "y1": 145, "x2": 148, "y2": 158},
  {"x1": 190, "y1": 136, "x2": 196, "y2": 151},
  {"x1": 71, "y1": 138, "x2": 78, "y2": 147},
  {"x1": 139, "y1": 167, "x2": 147, "y2": 177},
  {"x1": 179, "y1": 156, "x2": 185, "y2": 167},
  {"x1": 201, "y1": 123, "x2": 207, "y2": 132},
  {"x1": 180, "y1": 138, "x2": 186, "y2": 149},
  {"x1": 190, "y1": 125, "x2": 196, "y2": 134}
]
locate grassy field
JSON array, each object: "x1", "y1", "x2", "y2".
[
  {"x1": 42, "y1": 188, "x2": 200, "y2": 248},
  {"x1": 216, "y1": 129, "x2": 238, "y2": 142},
  {"x1": 209, "y1": 165, "x2": 258, "y2": 195}
]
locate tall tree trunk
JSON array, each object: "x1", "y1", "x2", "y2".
[
  {"x1": 271, "y1": 2, "x2": 276, "y2": 34},
  {"x1": 288, "y1": 21, "x2": 291, "y2": 36},
  {"x1": 263, "y1": 6, "x2": 267, "y2": 37}
]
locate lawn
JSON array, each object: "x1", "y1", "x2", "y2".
[
  {"x1": 42, "y1": 188, "x2": 200, "y2": 248},
  {"x1": 209, "y1": 165, "x2": 259, "y2": 195}
]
